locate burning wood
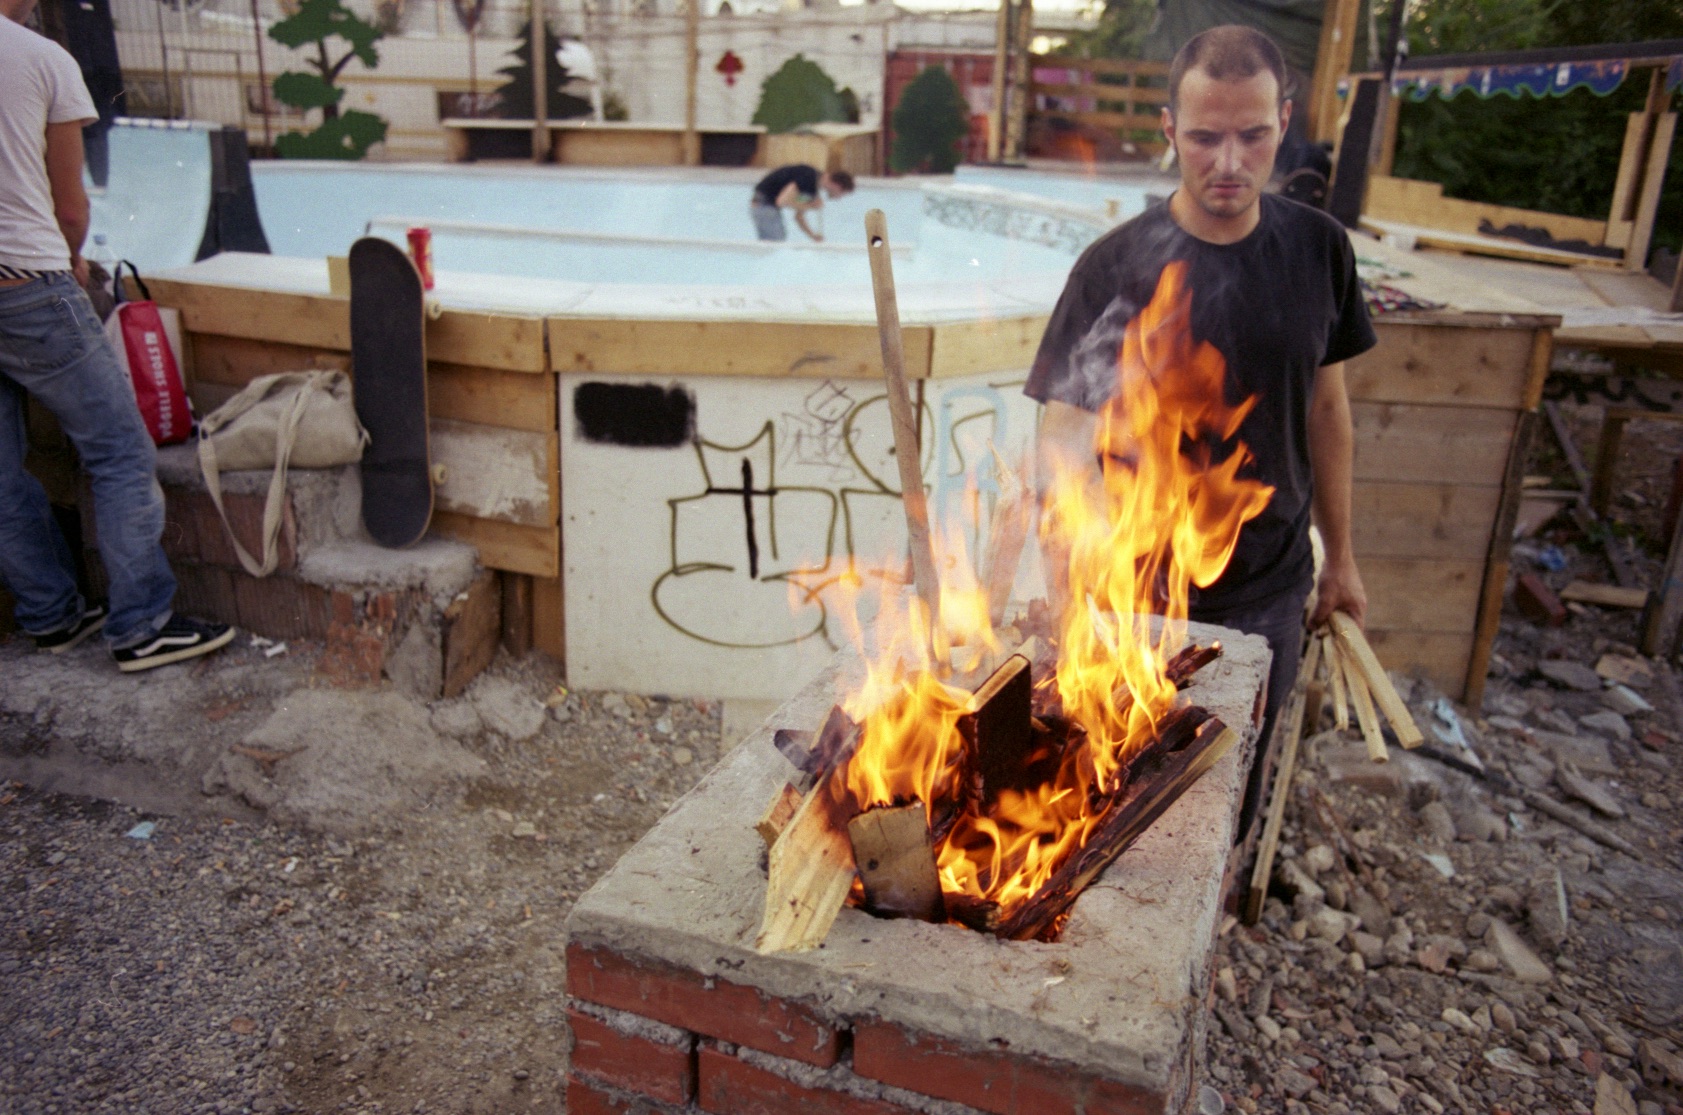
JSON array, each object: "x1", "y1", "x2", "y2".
[{"x1": 754, "y1": 232, "x2": 1278, "y2": 954}]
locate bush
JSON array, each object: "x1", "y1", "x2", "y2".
[
  {"x1": 890, "y1": 66, "x2": 970, "y2": 174},
  {"x1": 752, "y1": 55, "x2": 849, "y2": 134}
]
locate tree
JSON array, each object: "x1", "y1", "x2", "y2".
[
  {"x1": 268, "y1": 0, "x2": 387, "y2": 159},
  {"x1": 752, "y1": 55, "x2": 849, "y2": 134},
  {"x1": 497, "y1": 19, "x2": 591, "y2": 121},
  {"x1": 1392, "y1": 0, "x2": 1683, "y2": 253},
  {"x1": 891, "y1": 66, "x2": 971, "y2": 174},
  {"x1": 1061, "y1": 0, "x2": 1157, "y2": 60}
]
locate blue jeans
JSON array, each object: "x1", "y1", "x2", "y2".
[
  {"x1": 0, "y1": 273, "x2": 175, "y2": 647},
  {"x1": 750, "y1": 199, "x2": 786, "y2": 241}
]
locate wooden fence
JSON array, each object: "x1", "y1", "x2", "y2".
[{"x1": 1029, "y1": 54, "x2": 1169, "y2": 156}]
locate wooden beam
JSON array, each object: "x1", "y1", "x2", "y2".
[
  {"x1": 682, "y1": 0, "x2": 700, "y2": 167},
  {"x1": 959, "y1": 653, "x2": 1033, "y2": 801},
  {"x1": 848, "y1": 802, "x2": 944, "y2": 921},
  {"x1": 1349, "y1": 323, "x2": 1540, "y2": 409},
  {"x1": 1330, "y1": 611, "x2": 1421, "y2": 749},
  {"x1": 429, "y1": 363, "x2": 557, "y2": 433},
  {"x1": 929, "y1": 315, "x2": 1048, "y2": 378},
  {"x1": 866, "y1": 209, "x2": 942, "y2": 636},
  {"x1": 501, "y1": 571, "x2": 533, "y2": 657},
  {"x1": 531, "y1": 574, "x2": 564, "y2": 662},
  {"x1": 1465, "y1": 408, "x2": 1535, "y2": 711},
  {"x1": 530, "y1": 0, "x2": 546, "y2": 163},
  {"x1": 1561, "y1": 581, "x2": 1649, "y2": 609},
  {"x1": 1350, "y1": 402, "x2": 1517, "y2": 488},
  {"x1": 1308, "y1": 0, "x2": 1361, "y2": 144},
  {"x1": 442, "y1": 569, "x2": 501, "y2": 698},
  {"x1": 1243, "y1": 639, "x2": 1316, "y2": 923},
  {"x1": 756, "y1": 778, "x2": 857, "y2": 953},
  {"x1": 554, "y1": 319, "x2": 935, "y2": 380},
  {"x1": 988, "y1": 0, "x2": 1010, "y2": 162},
  {"x1": 756, "y1": 782, "x2": 804, "y2": 847},
  {"x1": 431, "y1": 512, "x2": 558, "y2": 577},
  {"x1": 1627, "y1": 111, "x2": 1677, "y2": 274}
]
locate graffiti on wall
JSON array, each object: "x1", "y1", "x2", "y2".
[{"x1": 645, "y1": 377, "x2": 1026, "y2": 650}]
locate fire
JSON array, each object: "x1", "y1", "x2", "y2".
[{"x1": 826, "y1": 261, "x2": 1273, "y2": 922}]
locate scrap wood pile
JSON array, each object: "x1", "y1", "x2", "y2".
[
  {"x1": 753, "y1": 609, "x2": 1238, "y2": 953},
  {"x1": 1245, "y1": 613, "x2": 1425, "y2": 924}
]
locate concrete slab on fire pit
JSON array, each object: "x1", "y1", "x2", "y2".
[{"x1": 565, "y1": 620, "x2": 1269, "y2": 1105}]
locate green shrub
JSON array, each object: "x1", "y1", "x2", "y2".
[
  {"x1": 890, "y1": 66, "x2": 970, "y2": 174},
  {"x1": 752, "y1": 55, "x2": 849, "y2": 134}
]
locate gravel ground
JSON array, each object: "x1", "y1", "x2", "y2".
[
  {"x1": 0, "y1": 648, "x2": 728, "y2": 1115},
  {"x1": 3, "y1": 397, "x2": 1683, "y2": 1114}
]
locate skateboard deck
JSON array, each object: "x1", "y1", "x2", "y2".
[{"x1": 349, "y1": 236, "x2": 433, "y2": 548}]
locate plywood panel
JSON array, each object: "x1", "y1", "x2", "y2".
[
  {"x1": 428, "y1": 311, "x2": 547, "y2": 372},
  {"x1": 1361, "y1": 557, "x2": 1484, "y2": 633},
  {"x1": 153, "y1": 281, "x2": 545, "y2": 373},
  {"x1": 554, "y1": 319, "x2": 936, "y2": 380},
  {"x1": 930, "y1": 315, "x2": 1048, "y2": 378},
  {"x1": 1365, "y1": 175, "x2": 1608, "y2": 245},
  {"x1": 152, "y1": 280, "x2": 349, "y2": 350},
  {"x1": 1351, "y1": 402, "x2": 1517, "y2": 487},
  {"x1": 1349, "y1": 324, "x2": 1539, "y2": 408},
  {"x1": 554, "y1": 128, "x2": 683, "y2": 166},
  {"x1": 430, "y1": 420, "x2": 558, "y2": 527},
  {"x1": 432, "y1": 512, "x2": 558, "y2": 577},
  {"x1": 1351, "y1": 481, "x2": 1502, "y2": 561},
  {"x1": 188, "y1": 333, "x2": 350, "y2": 387},
  {"x1": 1364, "y1": 628, "x2": 1473, "y2": 698},
  {"x1": 429, "y1": 364, "x2": 557, "y2": 432}
]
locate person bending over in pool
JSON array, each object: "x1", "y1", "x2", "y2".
[{"x1": 749, "y1": 165, "x2": 854, "y2": 242}]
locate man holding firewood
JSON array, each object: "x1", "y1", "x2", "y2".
[{"x1": 1026, "y1": 24, "x2": 1377, "y2": 841}]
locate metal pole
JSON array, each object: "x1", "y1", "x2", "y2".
[
  {"x1": 250, "y1": 0, "x2": 271, "y2": 149},
  {"x1": 531, "y1": 0, "x2": 547, "y2": 162}
]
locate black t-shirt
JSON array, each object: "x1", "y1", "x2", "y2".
[
  {"x1": 753, "y1": 164, "x2": 820, "y2": 205},
  {"x1": 1025, "y1": 193, "x2": 1377, "y2": 613}
]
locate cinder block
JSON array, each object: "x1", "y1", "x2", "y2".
[
  {"x1": 567, "y1": 1008, "x2": 695, "y2": 1105},
  {"x1": 852, "y1": 1022, "x2": 1160, "y2": 1115},
  {"x1": 232, "y1": 574, "x2": 331, "y2": 642},
  {"x1": 566, "y1": 945, "x2": 842, "y2": 1068},
  {"x1": 697, "y1": 1045, "x2": 907, "y2": 1115}
]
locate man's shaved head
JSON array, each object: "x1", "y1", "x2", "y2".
[{"x1": 1168, "y1": 25, "x2": 1290, "y2": 113}]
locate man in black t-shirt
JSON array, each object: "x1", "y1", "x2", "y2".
[
  {"x1": 750, "y1": 164, "x2": 854, "y2": 242},
  {"x1": 1025, "y1": 25, "x2": 1377, "y2": 839}
]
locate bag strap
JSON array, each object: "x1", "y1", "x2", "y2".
[
  {"x1": 197, "y1": 374, "x2": 318, "y2": 577},
  {"x1": 112, "y1": 260, "x2": 151, "y2": 304}
]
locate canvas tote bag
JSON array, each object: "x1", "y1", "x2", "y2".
[{"x1": 198, "y1": 371, "x2": 369, "y2": 576}]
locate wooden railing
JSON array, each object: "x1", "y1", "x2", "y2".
[{"x1": 1029, "y1": 54, "x2": 1169, "y2": 145}]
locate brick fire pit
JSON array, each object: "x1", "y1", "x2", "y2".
[{"x1": 563, "y1": 620, "x2": 1269, "y2": 1115}]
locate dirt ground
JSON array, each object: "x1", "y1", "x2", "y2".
[{"x1": 2, "y1": 399, "x2": 1682, "y2": 1114}]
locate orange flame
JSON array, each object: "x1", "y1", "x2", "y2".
[{"x1": 829, "y1": 261, "x2": 1273, "y2": 918}]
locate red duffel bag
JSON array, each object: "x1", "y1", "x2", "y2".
[{"x1": 107, "y1": 261, "x2": 192, "y2": 445}]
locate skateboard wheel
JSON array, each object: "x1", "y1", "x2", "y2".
[
  {"x1": 431, "y1": 463, "x2": 448, "y2": 486},
  {"x1": 425, "y1": 297, "x2": 443, "y2": 321}
]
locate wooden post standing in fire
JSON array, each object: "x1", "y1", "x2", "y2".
[{"x1": 865, "y1": 210, "x2": 943, "y2": 641}]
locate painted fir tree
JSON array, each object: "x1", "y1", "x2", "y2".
[
  {"x1": 891, "y1": 66, "x2": 970, "y2": 174},
  {"x1": 497, "y1": 19, "x2": 591, "y2": 120},
  {"x1": 268, "y1": 0, "x2": 388, "y2": 159}
]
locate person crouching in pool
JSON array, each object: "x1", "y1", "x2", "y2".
[{"x1": 749, "y1": 165, "x2": 854, "y2": 242}]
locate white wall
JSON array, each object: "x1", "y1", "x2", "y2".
[{"x1": 559, "y1": 369, "x2": 1043, "y2": 701}]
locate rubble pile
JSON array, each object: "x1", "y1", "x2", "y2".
[{"x1": 1205, "y1": 612, "x2": 1683, "y2": 1115}]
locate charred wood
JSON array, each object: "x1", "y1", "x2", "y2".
[{"x1": 848, "y1": 801, "x2": 945, "y2": 922}]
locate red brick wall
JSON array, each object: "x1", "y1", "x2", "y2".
[{"x1": 565, "y1": 942, "x2": 1169, "y2": 1115}]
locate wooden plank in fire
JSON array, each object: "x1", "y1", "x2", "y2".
[
  {"x1": 959, "y1": 652, "x2": 1034, "y2": 802},
  {"x1": 755, "y1": 783, "x2": 804, "y2": 848},
  {"x1": 848, "y1": 802, "x2": 944, "y2": 921},
  {"x1": 989, "y1": 716, "x2": 1237, "y2": 941},
  {"x1": 756, "y1": 778, "x2": 858, "y2": 954}
]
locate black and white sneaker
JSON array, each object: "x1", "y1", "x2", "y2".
[
  {"x1": 113, "y1": 615, "x2": 235, "y2": 673},
  {"x1": 34, "y1": 603, "x2": 108, "y2": 653}
]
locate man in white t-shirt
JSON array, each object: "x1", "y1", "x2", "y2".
[{"x1": 1, "y1": 0, "x2": 233, "y2": 670}]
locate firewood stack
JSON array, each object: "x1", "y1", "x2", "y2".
[{"x1": 753, "y1": 613, "x2": 1239, "y2": 954}]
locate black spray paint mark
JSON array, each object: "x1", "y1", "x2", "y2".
[
  {"x1": 573, "y1": 382, "x2": 696, "y2": 448},
  {"x1": 739, "y1": 458, "x2": 759, "y2": 579}
]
